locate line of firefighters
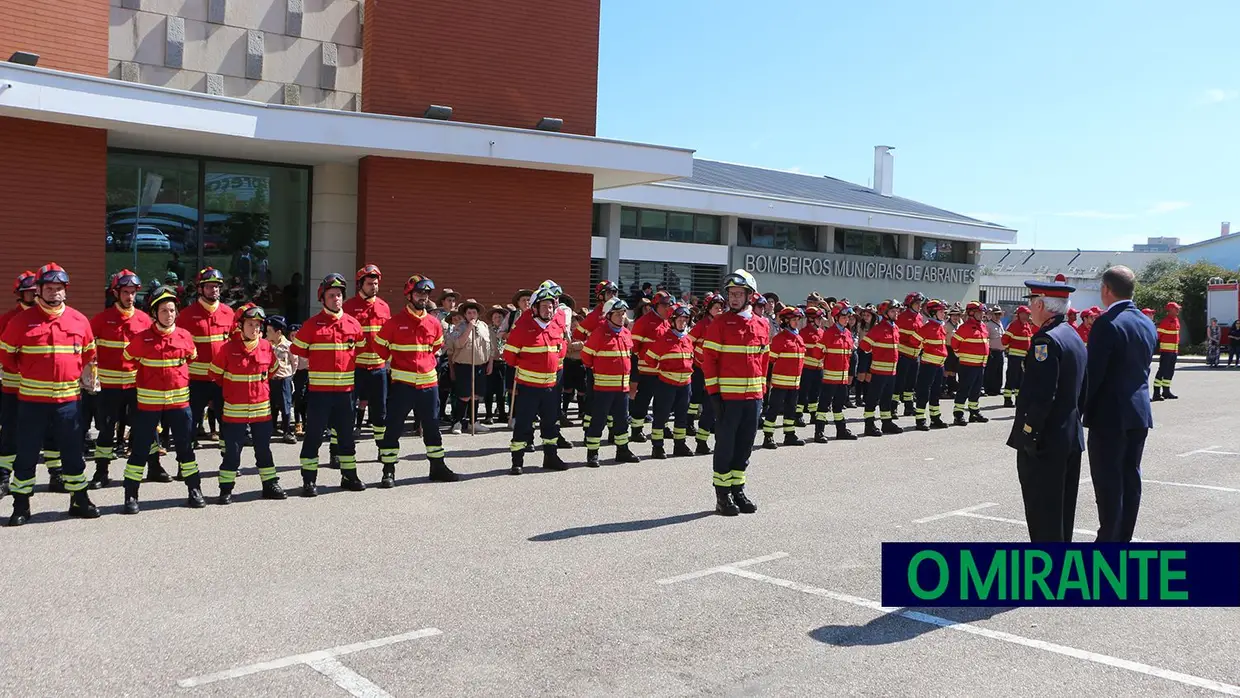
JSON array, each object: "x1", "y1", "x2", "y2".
[{"x1": 0, "y1": 260, "x2": 1184, "y2": 525}]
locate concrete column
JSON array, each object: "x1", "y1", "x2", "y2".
[
  {"x1": 818, "y1": 225, "x2": 834, "y2": 253},
  {"x1": 722, "y1": 216, "x2": 739, "y2": 247},
  {"x1": 266, "y1": 167, "x2": 308, "y2": 290},
  {"x1": 602, "y1": 203, "x2": 621, "y2": 283},
  {"x1": 310, "y1": 163, "x2": 358, "y2": 288},
  {"x1": 899, "y1": 233, "x2": 915, "y2": 260}
]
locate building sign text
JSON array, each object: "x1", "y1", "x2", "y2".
[{"x1": 743, "y1": 253, "x2": 978, "y2": 285}]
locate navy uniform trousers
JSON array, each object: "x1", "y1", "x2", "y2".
[
  {"x1": 954, "y1": 365, "x2": 984, "y2": 415},
  {"x1": 125, "y1": 405, "x2": 197, "y2": 486},
  {"x1": 1088, "y1": 428, "x2": 1147, "y2": 542},
  {"x1": 353, "y1": 366, "x2": 389, "y2": 442},
  {"x1": 914, "y1": 362, "x2": 945, "y2": 421},
  {"x1": 300, "y1": 391, "x2": 357, "y2": 480},
  {"x1": 10, "y1": 400, "x2": 88, "y2": 496},
  {"x1": 712, "y1": 397, "x2": 761, "y2": 489},
  {"x1": 378, "y1": 382, "x2": 445, "y2": 468},
  {"x1": 585, "y1": 388, "x2": 630, "y2": 456},
  {"x1": 1016, "y1": 447, "x2": 1081, "y2": 542},
  {"x1": 651, "y1": 382, "x2": 691, "y2": 443},
  {"x1": 511, "y1": 385, "x2": 561, "y2": 454},
  {"x1": 895, "y1": 354, "x2": 919, "y2": 405},
  {"x1": 863, "y1": 374, "x2": 897, "y2": 422}
]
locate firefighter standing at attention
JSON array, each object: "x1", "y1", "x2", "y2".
[
  {"x1": 581, "y1": 297, "x2": 637, "y2": 466},
  {"x1": 0, "y1": 271, "x2": 38, "y2": 497},
  {"x1": 504, "y1": 284, "x2": 570, "y2": 475},
  {"x1": 179, "y1": 267, "x2": 234, "y2": 448},
  {"x1": 895, "y1": 291, "x2": 926, "y2": 418},
  {"x1": 950, "y1": 301, "x2": 991, "y2": 426},
  {"x1": 645, "y1": 303, "x2": 696, "y2": 459},
  {"x1": 859, "y1": 299, "x2": 902, "y2": 437},
  {"x1": 816, "y1": 302, "x2": 859, "y2": 442},
  {"x1": 688, "y1": 293, "x2": 724, "y2": 455},
  {"x1": 573, "y1": 280, "x2": 619, "y2": 437},
  {"x1": 912, "y1": 299, "x2": 950, "y2": 431},
  {"x1": 1002, "y1": 304, "x2": 1034, "y2": 407},
  {"x1": 628, "y1": 290, "x2": 673, "y2": 443},
  {"x1": 797, "y1": 305, "x2": 826, "y2": 427},
  {"x1": 761, "y1": 305, "x2": 805, "y2": 450},
  {"x1": 343, "y1": 264, "x2": 391, "y2": 442}
]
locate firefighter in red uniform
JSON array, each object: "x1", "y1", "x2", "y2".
[
  {"x1": 120, "y1": 286, "x2": 202, "y2": 513},
  {"x1": 88, "y1": 270, "x2": 155, "y2": 489},
  {"x1": 912, "y1": 299, "x2": 950, "y2": 431},
  {"x1": 211, "y1": 302, "x2": 286, "y2": 504},
  {"x1": 373, "y1": 274, "x2": 457, "y2": 486},
  {"x1": 504, "y1": 285, "x2": 570, "y2": 474},
  {"x1": 1141, "y1": 307, "x2": 1155, "y2": 320},
  {"x1": 817, "y1": 302, "x2": 859, "y2": 442},
  {"x1": 950, "y1": 301, "x2": 991, "y2": 426},
  {"x1": 291, "y1": 273, "x2": 366, "y2": 496},
  {"x1": 574, "y1": 280, "x2": 620, "y2": 436},
  {"x1": 798, "y1": 305, "x2": 826, "y2": 427},
  {"x1": 688, "y1": 293, "x2": 724, "y2": 454},
  {"x1": 0, "y1": 271, "x2": 38, "y2": 496},
  {"x1": 1002, "y1": 304, "x2": 1035, "y2": 407},
  {"x1": 343, "y1": 264, "x2": 391, "y2": 443},
  {"x1": 895, "y1": 292, "x2": 926, "y2": 418},
  {"x1": 179, "y1": 267, "x2": 235, "y2": 448},
  {"x1": 581, "y1": 297, "x2": 637, "y2": 466},
  {"x1": 701, "y1": 270, "x2": 768, "y2": 517},
  {"x1": 859, "y1": 299, "x2": 902, "y2": 437},
  {"x1": 646, "y1": 303, "x2": 695, "y2": 459},
  {"x1": 762, "y1": 305, "x2": 805, "y2": 450},
  {"x1": 1, "y1": 264, "x2": 99, "y2": 525},
  {"x1": 629, "y1": 290, "x2": 673, "y2": 442},
  {"x1": 1153, "y1": 301, "x2": 1181, "y2": 400}
]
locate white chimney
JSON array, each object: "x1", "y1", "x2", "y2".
[
  {"x1": 873, "y1": 146, "x2": 894, "y2": 196},
  {"x1": 1223, "y1": 221, "x2": 1231, "y2": 237}
]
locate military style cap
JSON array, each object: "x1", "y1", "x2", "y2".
[{"x1": 1024, "y1": 273, "x2": 1074, "y2": 299}]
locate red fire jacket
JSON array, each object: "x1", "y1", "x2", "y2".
[
  {"x1": 124, "y1": 325, "x2": 196, "y2": 411},
  {"x1": 916, "y1": 320, "x2": 949, "y2": 366},
  {"x1": 688, "y1": 314, "x2": 714, "y2": 366},
  {"x1": 572, "y1": 303, "x2": 605, "y2": 343},
  {"x1": 91, "y1": 304, "x2": 153, "y2": 389},
  {"x1": 1002, "y1": 319, "x2": 1035, "y2": 359},
  {"x1": 768, "y1": 329, "x2": 805, "y2": 389},
  {"x1": 1076, "y1": 322, "x2": 1091, "y2": 346},
  {"x1": 503, "y1": 312, "x2": 567, "y2": 388},
  {"x1": 645, "y1": 329, "x2": 695, "y2": 387},
  {"x1": 896, "y1": 309, "x2": 925, "y2": 359},
  {"x1": 0, "y1": 303, "x2": 96, "y2": 403},
  {"x1": 582, "y1": 324, "x2": 632, "y2": 391},
  {"x1": 818, "y1": 323, "x2": 855, "y2": 384},
  {"x1": 179, "y1": 300, "x2": 236, "y2": 381},
  {"x1": 701, "y1": 312, "x2": 769, "y2": 400},
  {"x1": 290, "y1": 309, "x2": 364, "y2": 392},
  {"x1": 343, "y1": 294, "x2": 391, "y2": 369},
  {"x1": 801, "y1": 324, "x2": 825, "y2": 370},
  {"x1": 0, "y1": 302, "x2": 33, "y2": 394},
  {"x1": 210, "y1": 336, "x2": 275, "y2": 423},
  {"x1": 950, "y1": 319, "x2": 990, "y2": 367},
  {"x1": 860, "y1": 320, "x2": 900, "y2": 376},
  {"x1": 630, "y1": 312, "x2": 668, "y2": 376},
  {"x1": 373, "y1": 306, "x2": 444, "y2": 388},
  {"x1": 1157, "y1": 316, "x2": 1180, "y2": 354}
]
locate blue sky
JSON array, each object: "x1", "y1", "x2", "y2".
[{"x1": 596, "y1": 0, "x2": 1240, "y2": 251}]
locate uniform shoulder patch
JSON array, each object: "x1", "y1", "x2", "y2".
[{"x1": 1034, "y1": 343, "x2": 1048, "y2": 362}]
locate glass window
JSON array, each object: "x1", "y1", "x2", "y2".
[
  {"x1": 620, "y1": 207, "x2": 639, "y2": 239},
  {"x1": 694, "y1": 215, "x2": 720, "y2": 244},
  {"x1": 835, "y1": 228, "x2": 899, "y2": 258},
  {"x1": 738, "y1": 219, "x2": 816, "y2": 251},
  {"x1": 618, "y1": 207, "x2": 722, "y2": 244},
  {"x1": 592, "y1": 204, "x2": 602, "y2": 237},
  {"x1": 668, "y1": 212, "x2": 694, "y2": 242},
  {"x1": 619, "y1": 261, "x2": 724, "y2": 305},
  {"x1": 639, "y1": 209, "x2": 667, "y2": 240},
  {"x1": 915, "y1": 236, "x2": 969, "y2": 264}
]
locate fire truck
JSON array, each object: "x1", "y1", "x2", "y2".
[{"x1": 1207, "y1": 276, "x2": 1240, "y2": 344}]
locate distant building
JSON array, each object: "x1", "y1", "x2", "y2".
[
  {"x1": 978, "y1": 249, "x2": 1174, "y2": 313},
  {"x1": 1132, "y1": 236, "x2": 1180, "y2": 252}
]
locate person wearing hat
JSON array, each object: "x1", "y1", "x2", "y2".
[
  {"x1": 858, "y1": 299, "x2": 902, "y2": 437},
  {"x1": 1066, "y1": 307, "x2": 1079, "y2": 327},
  {"x1": 944, "y1": 303, "x2": 965, "y2": 399},
  {"x1": 1140, "y1": 307, "x2": 1155, "y2": 320},
  {"x1": 895, "y1": 292, "x2": 927, "y2": 418},
  {"x1": 1076, "y1": 307, "x2": 1097, "y2": 346},
  {"x1": 797, "y1": 305, "x2": 826, "y2": 428},
  {"x1": 581, "y1": 298, "x2": 639, "y2": 465},
  {"x1": 912, "y1": 300, "x2": 950, "y2": 431},
  {"x1": 343, "y1": 264, "x2": 391, "y2": 446},
  {"x1": 573, "y1": 281, "x2": 621, "y2": 436},
  {"x1": 629, "y1": 290, "x2": 675, "y2": 443},
  {"x1": 504, "y1": 284, "x2": 570, "y2": 474},
  {"x1": 503, "y1": 288, "x2": 534, "y2": 413},
  {"x1": 179, "y1": 267, "x2": 235, "y2": 450},
  {"x1": 1, "y1": 264, "x2": 102, "y2": 524},
  {"x1": 817, "y1": 303, "x2": 860, "y2": 442},
  {"x1": 445, "y1": 298, "x2": 493, "y2": 435},
  {"x1": 761, "y1": 306, "x2": 806, "y2": 451},
  {"x1": 265, "y1": 314, "x2": 298, "y2": 444},
  {"x1": 485, "y1": 305, "x2": 510, "y2": 423},
  {"x1": 1153, "y1": 301, "x2": 1182, "y2": 400},
  {"x1": 0, "y1": 271, "x2": 40, "y2": 496},
  {"x1": 1006, "y1": 273, "x2": 1087, "y2": 542},
  {"x1": 645, "y1": 303, "x2": 697, "y2": 459},
  {"x1": 436, "y1": 288, "x2": 459, "y2": 322},
  {"x1": 984, "y1": 306, "x2": 1006, "y2": 397},
  {"x1": 688, "y1": 292, "x2": 725, "y2": 454},
  {"x1": 949, "y1": 301, "x2": 991, "y2": 426},
  {"x1": 1002, "y1": 305, "x2": 1035, "y2": 408}
]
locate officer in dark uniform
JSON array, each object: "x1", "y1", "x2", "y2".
[{"x1": 1006, "y1": 273, "x2": 1087, "y2": 542}]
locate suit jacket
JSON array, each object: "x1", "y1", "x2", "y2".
[
  {"x1": 1081, "y1": 300, "x2": 1156, "y2": 431},
  {"x1": 1006, "y1": 315, "x2": 1086, "y2": 457}
]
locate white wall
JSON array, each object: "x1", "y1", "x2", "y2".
[{"x1": 309, "y1": 162, "x2": 356, "y2": 283}]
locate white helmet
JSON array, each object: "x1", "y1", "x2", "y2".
[
  {"x1": 603, "y1": 298, "x2": 630, "y2": 316},
  {"x1": 722, "y1": 269, "x2": 758, "y2": 294}
]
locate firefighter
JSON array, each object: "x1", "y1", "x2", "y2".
[
  {"x1": 1153, "y1": 301, "x2": 1182, "y2": 400},
  {"x1": 1002, "y1": 304, "x2": 1035, "y2": 407},
  {"x1": 0, "y1": 271, "x2": 39, "y2": 497},
  {"x1": 373, "y1": 274, "x2": 457, "y2": 486},
  {"x1": 762, "y1": 305, "x2": 805, "y2": 450},
  {"x1": 629, "y1": 290, "x2": 673, "y2": 442},
  {"x1": 646, "y1": 303, "x2": 696, "y2": 459},
  {"x1": 573, "y1": 280, "x2": 619, "y2": 436},
  {"x1": 210, "y1": 302, "x2": 286, "y2": 504},
  {"x1": 119, "y1": 285, "x2": 202, "y2": 513},
  {"x1": 87, "y1": 270, "x2": 153, "y2": 489},
  {"x1": 1, "y1": 264, "x2": 100, "y2": 525},
  {"x1": 688, "y1": 293, "x2": 724, "y2": 454},
  {"x1": 701, "y1": 270, "x2": 768, "y2": 517},
  {"x1": 798, "y1": 305, "x2": 826, "y2": 427},
  {"x1": 581, "y1": 297, "x2": 638, "y2": 466},
  {"x1": 179, "y1": 267, "x2": 235, "y2": 448},
  {"x1": 913, "y1": 299, "x2": 950, "y2": 431},
  {"x1": 291, "y1": 273, "x2": 366, "y2": 496},
  {"x1": 895, "y1": 291, "x2": 926, "y2": 418},
  {"x1": 817, "y1": 302, "x2": 859, "y2": 442},
  {"x1": 505, "y1": 284, "x2": 570, "y2": 474},
  {"x1": 343, "y1": 264, "x2": 391, "y2": 443},
  {"x1": 950, "y1": 301, "x2": 991, "y2": 426},
  {"x1": 859, "y1": 299, "x2": 902, "y2": 437}
]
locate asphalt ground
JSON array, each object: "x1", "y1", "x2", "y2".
[{"x1": 1, "y1": 365, "x2": 1238, "y2": 697}]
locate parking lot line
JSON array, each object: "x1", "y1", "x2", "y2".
[
  {"x1": 1144, "y1": 478, "x2": 1240, "y2": 493},
  {"x1": 656, "y1": 551, "x2": 790, "y2": 585},
  {"x1": 662, "y1": 554, "x2": 1240, "y2": 696},
  {"x1": 953, "y1": 511, "x2": 1154, "y2": 542},
  {"x1": 1178, "y1": 447, "x2": 1240, "y2": 457},
  {"x1": 912, "y1": 502, "x2": 999, "y2": 524},
  {"x1": 305, "y1": 656, "x2": 392, "y2": 698}
]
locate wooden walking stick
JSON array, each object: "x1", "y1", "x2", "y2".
[{"x1": 469, "y1": 321, "x2": 477, "y2": 436}]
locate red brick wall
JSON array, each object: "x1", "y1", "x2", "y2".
[
  {"x1": 357, "y1": 157, "x2": 592, "y2": 310},
  {"x1": 0, "y1": 0, "x2": 109, "y2": 76},
  {"x1": 362, "y1": 0, "x2": 599, "y2": 136},
  {"x1": 0, "y1": 117, "x2": 106, "y2": 297}
]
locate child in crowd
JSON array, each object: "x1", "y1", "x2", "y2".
[{"x1": 266, "y1": 315, "x2": 298, "y2": 444}]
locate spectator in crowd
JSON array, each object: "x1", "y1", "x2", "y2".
[
  {"x1": 1207, "y1": 317, "x2": 1222, "y2": 367},
  {"x1": 283, "y1": 272, "x2": 303, "y2": 323},
  {"x1": 1230, "y1": 319, "x2": 1240, "y2": 367},
  {"x1": 985, "y1": 306, "x2": 1005, "y2": 396},
  {"x1": 437, "y1": 289, "x2": 459, "y2": 322}
]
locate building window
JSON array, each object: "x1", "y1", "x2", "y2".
[
  {"x1": 106, "y1": 151, "x2": 312, "y2": 320},
  {"x1": 592, "y1": 204, "x2": 603, "y2": 237},
  {"x1": 914, "y1": 237, "x2": 969, "y2": 264},
  {"x1": 619, "y1": 261, "x2": 725, "y2": 305},
  {"x1": 834, "y1": 228, "x2": 899, "y2": 258},
  {"x1": 619, "y1": 207, "x2": 722, "y2": 244},
  {"x1": 738, "y1": 219, "x2": 817, "y2": 251}
]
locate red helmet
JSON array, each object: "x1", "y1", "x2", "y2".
[
  {"x1": 832, "y1": 302, "x2": 855, "y2": 318},
  {"x1": 110, "y1": 269, "x2": 142, "y2": 293},
  {"x1": 318, "y1": 273, "x2": 348, "y2": 302},
  {"x1": 904, "y1": 292, "x2": 925, "y2": 306},
  {"x1": 1016, "y1": 305, "x2": 1031, "y2": 315},
  {"x1": 966, "y1": 301, "x2": 984, "y2": 314},
  {"x1": 355, "y1": 264, "x2": 382, "y2": 287},
  {"x1": 804, "y1": 305, "x2": 825, "y2": 320},
  {"x1": 1088, "y1": 306, "x2": 1102, "y2": 315},
  {"x1": 651, "y1": 290, "x2": 674, "y2": 307},
  {"x1": 1141, "y1": 307, "x2": 1155, "y2": 317},
  {"x1": 37, "y1": 263, "x2": 69, "y2": 286},
  {"x1": 1067, "y1": 308, "x2": 1078, "y2": 319},
  {"x1": 704, "y1": 292, "x2": 724, "y2": 308},
  {"x1": 235, "y1": 302, "x2": 266, "y2": 325},
  {"x1": 876, "y1": 299, "x2": 902, "y2": 316},
  {"x1": 594, "y1": 280, "x2": 619, "y2": 299},
  {"x1": 403, "y1": 274, "x2": 435, "y2": 296},
  {"x1": 777, "y1": 306, "x2": 804, "y2": 324},
  {"x1": 923, "y1": 299, "x2": 946, "y2": 314},
  {"x1": 196, "y1": 266, "x2": 224, "y2": 286},
  {"x1": 670, "y1": 303, "x2": 692, "y2": 319},
  {"x1": 751, "y1": 292, "x2": 768, "y2": 307},
  {"x1": 13, "y1": 271, "x2": 36, "y2": 296},
  {"x1": 1165, "y1": 301, "x2": 1181, "y2": 311}
]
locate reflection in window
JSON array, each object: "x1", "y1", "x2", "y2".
[
  {"x1": 914, "y1": 236, "x2": 969, "y2": 264},
  {"x1": 738, "y1": 219, "x2": 817, "y2": 251},
  {"x1": 619, "y1": 207, "x2": 721, "y2": 244},
  {"x1": 834, "y1": 228, "x2": 900, "y2": 258},
  {"x1": 620, "y1": 208, "x2": 638, "y2": 238}
]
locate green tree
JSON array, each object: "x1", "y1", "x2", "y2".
[{"x1": 1132, "y1": 259, "x2": 1230, "y2": 345}]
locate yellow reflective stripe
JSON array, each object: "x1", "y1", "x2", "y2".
[
  {"x1": 702, "y1": 340, "x2": 724, "y2": 352},
  {"x1": 871, "y1": 361, "x2": 897, "y2": 372},
  {"x1": 1, "y1": 371, "x2": 18, "y2": 387},
  {"x1": 953, "y1": 335, "x2": 988, "y2": 344},
  {"x1": 1008, "y1": 349, "x2": 1027, "y2": 358},
  {"x1": 0, "y1": 341, "x2": 14, "y2": 353},
  {"x1": 866, "y1": 341, "x2": 897, "y2": 349},
  {"x1": 136, "y1": 386, "x2": 190, "y2": 404},
  {"x1": 823, "y1": 370, "x2": 849, "y2": 381},
  {"x1": 96, "y1": 339, "x2": 128, "y2": 349},
  {"x1": 97, "y1": 368, "x2": 138, "y2": 383},
  {"x1": 361, "y1": 325, "x2": 383, "y2": 333},
  {"x1": 223, "y1": 402, "x2": 271, "y2": 418},
  {"x1": 704, "y1": 377, "x2": 719, "y2": 387},
  {"x1": 631, "y1": 334, "x2": 651, "y2": 343},
  {"x1": 192, "y1": 334, "x2": 228, "y2": 343},
  {"x1": 593, "y1": 374, "x2": 630, "y2": 387},
  {"x1": 141, "y1": 357, "x2": 184, "y2": 368},
  {"x1": 661, "y1": 371, "x2": 692, "y2": 383},
  {"x1": 292, "y1": 337, "x2": 310, "y2": 349},
  {"x1": 899, "y1": 328, "x2": 917, "y2": 336},
  {"x1": 188, "y1": 363, "x2": 212, "y2": 376},
  {"x1": 222, "y1": 372, "x2": 266, "y2": 383},
  {"x1": 897, "y1": 345, "x2": 919, "y2": 356},
  {"x1": 1159, "y1": 343, "x2": 1178, "y2": 351},
  {"x1": 769, "y1": 352, "x2": 803, "y2": 360},
  {"x1": 356, "y1": 354, "x2": 385, "y2": 366},
  {"x1": 515, "y1": 368, "x2": 557, "y2": 384},
  {"x1": 803, "y1": 357, "x2": 823, "y2": 368},
  {"x1": 384, "y1": 343, "x2": 435, "y2": 352},
  {"x1": 718, "y1": 377, "x2": 764, "y2": 387},
  {"x1": 309, "y1": 343, "x2": 353, "y2": 351},
  {"x1": 308, "y1": 371, "x2": 353, "y2": 383},
  {"x1": 921, "y1": 355, "x2": 947, "y2": 366},
  {"x1": 771, "y1": 374, "x2": 800, "y2": 387},
  {"x1": 592, "y1": 349, "x2": 629, "y2": 357},
  {"x1": 18, "y1": 345, "x2": 80, "y2": 354},
  {"x1": 958, "y1": 356, "x2": 986, "y2": 365},
  {"x1": 824, "y1": 348, "x2": 850, "y2": 355},
  {"x1": 390, "y1": 368, "x2": 438, "y2": 385},
  {"x1": 711, "y1": 344, "x2": 767, "y2": 354},
  {"x1": 517, "y1": 344, "x2": 560, "y2": 354},
  {"x1": 922, "y1": 339, "x2": 946, "y2": 345},
  {"x1": 1157, "y1": 328, "x2": 1176, "y2": 335}
]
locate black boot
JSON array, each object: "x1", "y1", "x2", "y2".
[
  {"x1": 185, "y1": 474, "x2": 206, "y2": 508},
  {"x1": 672, "y1": 440, "x2": 694, "y2": 457},
  {"x1": 47, "y1": 470, "x2": 66, "y2": 493},
  {"x1": 1164, "y1": 388, "x2": 1179, "y2": 400},
  {"x1": 715, "y1": 485, "x2": 739, "y2": 517},
  {"x1": 616, "y1": 444, "x2": 641, "y2": 464},
  {"x1": 836, "y1": 422, "x2": 858, "y2": 440},
  {"x1": 586, "y1": 450, "x2": 600, "y2": 468},
  {"x1": 953, "y1": 412, "x2": 969, "y2": 426},
  {"x1": 695, "y1": 440, "x2": 712, "y2": 455},
  {"x1": 1003, "y1": 396, "x2": 1014, "y2": 408},
  {"x1": 685, "y1": 423, "x2": 698, "y2": 438},
  {"x1": 262, "y1": 479, "x2": 287, "y2": 500},
  {"x1": 629, "y1": 426, "x2": 647, "y2": 444},
  {"x1": 542, "y1": 445, "x2": 568, "y2": 471},
  {"x1": 122, "y1": 481, "x2": 140, "y2": 515},
  {"x1": 930, "y1": 415, "x2": 949, "y2": 430},
  {"x1": 864, "y1": 418, "x2": 883, "y2": 437},
  {"x1": 146, "y1": 458, "x2": 172, "y2": 483},
  {"x1": 556, "y1": 435, "x2": 573, "y2": 450},
  {"x1": 783, "y1": 431, "x2": 805, "y2": 447},
  {"x1": 217, "y1": 483, "x2": 234, "y2": 506},
  {"x1": 66, "y1": 490, "x2": 99, "y2": 519},
  {"x1": 969, "y1": 410, "x2": 989, "y2": 424},
  {"x1": 916, "y1": 419, "x2": 930, "y2": 432},
  {"x1": 1151, "y1": 389, "x2": 1164, "y2": 402},
  {"x1": 882, "y1": 419, "x2": 904, "y2": 435},
  {"x1": 0, "y1": 471, "x2": 9, "y2": 499},
  {"x1": 732, "y1": 485, "x2": 757, "y2": 514},
  {"x1": 88, "y1": 461, "x2": 111, "y2": 490},
  {"x1": 341, "y1": 469, "x2": 367, "y2": 491},
  {"x1": 651, "y1": 441, "x2": 667, "y2": 460},
  {"x1": 379, "y1": 465, "x2": 395, "y2": 489},
  {"x1": 795, "y1": 414, "x2": 809, "y2": 427},
  {"x1": 8, "y1": 493, "x2": 30, "y2": 526},
  {"x1": 761, "y1": 433, "x2": 777, "y2": 450},
  {"x1": 510, "y1": 450, "x2": 524, "y2": 475},
  {"x1": 903, "y1": 402, "x2": 915, "y2": 417},
  {"x1": 301, "y1": 473, "x2": 318, "y2": 497},
  {"x1": 429, "y1": 458, "x2": 459, "y2": 483},
  {"x1": 813, "y1": 423, "x2": 829, "y2": 444},
  {"x1": 328, "y1": 454, "x2": 341, "y2": 470}
]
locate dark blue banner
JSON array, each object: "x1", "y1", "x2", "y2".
[{"x1": 881, "y1": 542, "x2": 1240, "y2": 607}]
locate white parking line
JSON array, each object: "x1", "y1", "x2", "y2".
[
  {"x1": 657, "y1": 551, "x2": 789, "y2": 585},
  {"x1": 661, "y1": 555, "x2": 1240, "y2": 696},
  {"x1": 1144, "y1": 478, "x2": 1240, "y2": 493},
  {"x1": 953, "y1": 511, "x2": 1153, "y2": 543},
  {"x1": 912, "y1": 502, "x2": 999, "y2": 524},
  {"x1": 177, "y1": 627, "x2": 442, "y2": 690},
  {"x1": 306, "y1": 656, "x2": 392, "y2": 698},
  {"x1": 1178, "y1": 446, "x2": 1240, "y2": 457}
]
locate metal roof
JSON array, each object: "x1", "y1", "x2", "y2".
[
  {"x1": 978, "y1": 249, "x2": 1174, "y2": 279},
  {"x1": 660, "y1": 159, "x2": 1001, "y2": 227}
]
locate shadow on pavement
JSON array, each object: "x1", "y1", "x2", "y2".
[
  {"x1": 810, "y1": 606, "x2": 1015, "y2": 647},
  {"x1": 528, "y1": 510, "x2": 714, "y2": 541}
]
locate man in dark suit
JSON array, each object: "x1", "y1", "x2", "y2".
[
  {"x1": 1080, "y1": 265, "x2": 1157, "y2": 542},
  {"x1": 1006, "y1": 274, "x2": 1087, "y2": 542}
]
